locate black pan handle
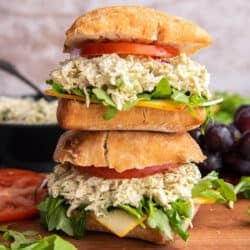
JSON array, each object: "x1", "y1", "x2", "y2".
[{"x1": 0, "y1": 58, "x2": 52, "y2": 101}]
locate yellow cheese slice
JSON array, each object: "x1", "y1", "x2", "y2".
[
  {"x1": 94, "y1": 209, "x2": 145, "y2": 237},
  {"x1": 45, "y1": 89, "x2": 186, "y2": 111},
  {"x1": 193, "y1": 197, "x2": 216, "y2": 204}
]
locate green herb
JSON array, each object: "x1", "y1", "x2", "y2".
[
  {"x1": 103, "y1": 106, "x2": 118, "y2": 120},
  {"x1": 146, "y1": 199, "x2": 173, "y2": 240},
  {"x1": 234, "y1": 176, "x2": 250, "y2": 199},
  {"x1": 118, "y1": 204, "x2": 143, "y2": 219},
  {"x1": 37, "y1": 196, "x2": 87, "y2": 239},
  {"x1": 92, "y1": 88, "x2": 116, "y2": 107},
  {"x1": 51, "y1": 82, "x2": 65, "y2": 94},
  {"x1": 214, "y1": 92, "x2": 250, "y2": 124},
  {"x1": 170, "y1": 89, "x2": 190, "y2": 104},
  {"x1": 71, "y1": 88, "x2": 84, "y2": 96},
  {"x1": 0, "y1": 226, "x2": 76, "y2": 250},
  {"x1": 192, "y1": 171, "x2": 236, "y2": 203},
  {"x1": 151, "y1": 78, "x2": 172, "y2": 99},
  {"x1": 165, "y1": 208, "x2": 189, "y2": 241}
]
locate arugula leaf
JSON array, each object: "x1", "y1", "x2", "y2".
[
  {"x1": 137, "y1": 93, "x2": 152, "y2": 101},
  {"x1": 165, "y1": 209, "x2": 189, "y2": 241},
  {"x1": 70, "y1": 206, "x2": 87, "y2": 239},
  {"x1": 151, "y1": 78, "x2": 172, "y2": 99},
  {"x1": 71, "y1": 88, "x2": 84, "y2": 96},
  {"x1": 234, "y1": 176, "x2": 250, "y2": 198},
  {"x1": 0, "y1": 226, "x2": 76, "y2": 250},
  {"x1": 37, "y1": 196, "x2": 87, "y2": 239},
  {"x1": 118, "y1": 204, "x2": 143, "y2": 219},
  {"x1": 214, "y1": 92, "x2": 250, "y2": 124},
  {"x1": 51, "y1": 82, "x2": 65, "y2": 94},
  {"x1": 92, "y1": 88, "x2": 116, "y2": 107},
  {"x1": 170, "y1": 199, "x2": 192, "y2": 218},
  {"x1": 146, "y1": 199, "x2": 173, "y2": 240},
  {"x1": 170, "y1": 89, "x2": 190, "y2": 104},
  {"x1": 103, "y1": 106, "x2": 118, "y2": 120},
  {"x1": 192, "y1": 171, "x2": 236, "y2": 203}
]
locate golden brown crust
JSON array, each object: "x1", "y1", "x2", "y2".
[
  {"x1": 86, "y1": 204, "x2": 200, "y2": 244},
  {"x1": 53, "y1": 130, "x2": 205, "y2": 172},
  {"x1": 64, "y1": 6, "x2": 212, "y2": 55},
  {"x1": 57, "y1": 99, "x2": 206, "y2": 133}
]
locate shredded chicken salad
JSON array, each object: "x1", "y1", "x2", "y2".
[
  {"x1": 49, "y1": 53, "x2": 210, "y2": 110},
  {"x1": 0, "y1": 97, "x2": 57, "y2": 124},
  {"x1": 47, "y1": 163, "x2": 201, "y2": 217}
]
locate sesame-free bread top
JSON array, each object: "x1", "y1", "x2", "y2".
[
  {"x1": 64, "y1": 6, "x2": 212, "y2": 55},
  {"x1": 53, "y1": 130, "x2": 205, "y2": 173}
]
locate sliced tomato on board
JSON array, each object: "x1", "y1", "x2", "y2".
[
  {"x1": 78, "y1": 164, "x2": 179, "y2": 179},
  {"x1": 0, "y1": 168, "x2": 47, "y2": 222},
  {"x1": 78, "y1": 42, "x2": 179, "y2": 58}
]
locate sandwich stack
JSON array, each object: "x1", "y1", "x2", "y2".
[{"x1": 39, "y1": 6, "x2": 221, "y2": 244}]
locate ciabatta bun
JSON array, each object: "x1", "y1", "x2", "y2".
[
  {"x1": 53, "y1": 130, "x2": 205, "y2": 173},
  {"x1": 57, "y1": 99, "x2": 206, "y2": 133},
  {"x1": 64, "y1": 6, "x2": 212, "y2": 55},
  {"x1": 86, "y1": 204, "x2": 199, "y2": 244}
]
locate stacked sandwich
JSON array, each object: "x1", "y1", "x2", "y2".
[{"x1": 39, "y1": 6, "x2": 221, "y2": 244}]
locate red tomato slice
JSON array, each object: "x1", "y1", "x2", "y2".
[
  {"x1": 0, "y1": 168, "x2": 47, "y2": 222},
  {"x1": 79, "y1": 42, "x2": 179, "y2": 58},
  {"x1": 78, "y1": 164, "x2": 179, "y2": 179}
]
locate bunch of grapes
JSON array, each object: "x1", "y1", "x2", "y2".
[{"x1": 190, "y1": 105, "x2": 250, "y2": 179}]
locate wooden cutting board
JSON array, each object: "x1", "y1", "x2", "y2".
[{"x1": 1, "y1": 199, "x2": 249, "y2": 250}]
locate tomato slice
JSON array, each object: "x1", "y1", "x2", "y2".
[
  {"x1": 0, "y1": 168, "x2": 47, "y2": 222},
  {"x1": 78, "y1": 164, "x2": 179, "y2": 179},
  {"x1": 78, "y1": 42, "x2": 179, "y2": 58}
]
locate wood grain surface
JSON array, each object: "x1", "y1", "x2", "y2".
[{"x1": 1, "y1": 199, "x2": 249, "y2": 250}]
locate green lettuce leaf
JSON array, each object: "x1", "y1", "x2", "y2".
[
  {"x1": 192, "y1": 171, "x2": 236, "y2": 203},
  {"x1": 37, "y1": 196, "x2": 87, "y2": 239},
  {"x1": 0, "y1": 226, "x2": 76, "y2": 250},
  {"x1": 214, "y1": 92, "x2": 250, "y2": 124},
  {"x1": 146, "y1": 199, "x2": 173, "y2": 240},
  {"x1": 151, "y1": 78, "x2": 172, "y2": 99},
  {"x1": 103, "y1": 106, "x2": 118, "y2": 120},
  {"x1": 92, "y1": 88, "x2": 116, "y2": 107},
  {"x1": 234, "y1": 176, "x2": 250, "y2": 198}
]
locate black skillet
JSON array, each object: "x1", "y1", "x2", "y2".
[{"x1": 0, "y1": 59, "x2": 63, "y2": 172}]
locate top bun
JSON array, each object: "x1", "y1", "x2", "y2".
[{"x1": 64, "y1": 6, "x2": 212, "y2": 55}]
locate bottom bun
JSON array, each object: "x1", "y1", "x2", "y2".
[{"x1": 86, "y1": 205, "x2": 200, "y2": 244}]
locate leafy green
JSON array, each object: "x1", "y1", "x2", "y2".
[
  {"x1": 51, "y1": 82, "x2": 65, "y2": 94},
  {"x1": 71, "y1": 88, "x2": 84, "y2": 96},
  {"x1": 0, "y1": 226, "x2": 76, "y2": 250},
  {"x1": 146, "y1": 199, "x2": 173, "y2": 240},
  {"x1": 192, "y1": 171, "x2": 236, "y2": 203},
  {"x1": 103, "y1": 106, "x2": 118, "y2": 120},
  {"x1": 92, "y1": 88, "x2": 116, "y2": 107},
  {"x1": 37, "y1": 196, "x2": 87, "y2": 239},
  {"x1": 214, "y1": 92, "x2": 250, "y2": 124},
  {"x1": 170, "y1": 89, "x2": 190, "y2": 104},
  {"x1": 118, "y1": 204, "x2": 143, "y2": 219},
  {"x1": 151, "y1": 78, "x2": 172, "y2": 98},
  {"x1": 165, "y1": 208, "x2": 189, "y2": 241},
  {"x1": 234, "y1": 176, "x2": 250, "y2": 199}
]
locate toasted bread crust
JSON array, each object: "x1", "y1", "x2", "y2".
[
  {"x1": 86, "y1": 204, "x2": 199, "y2": 244},
  {"x1": 64, "y1": 6, "x2": 212, "y2": 55},
  {"x1": 57, "y1": 99, "x2": 206, "y2": 133},
  {"x1": 53, "y1": 130, "x2": 205, "y2": 172}
]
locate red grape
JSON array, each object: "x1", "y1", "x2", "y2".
[
  {"x1": 238, "y1": 131, "x2": 250, "y2": 160},
  {"x1": 234, "y1": 105, "x2": 250, "y2": 132},
  {"x1": 204, "y1": 124, "x2": 234, "y2": 152},
  {"x1": 223, "y1": 152, "x2": 250, "y2": 175},
  {"x1": 199, "y1": 152, "x2": 222, "y2": 175},
  {"x1": 189, "y1": 128, "x2": 203, "y2": 146}
]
